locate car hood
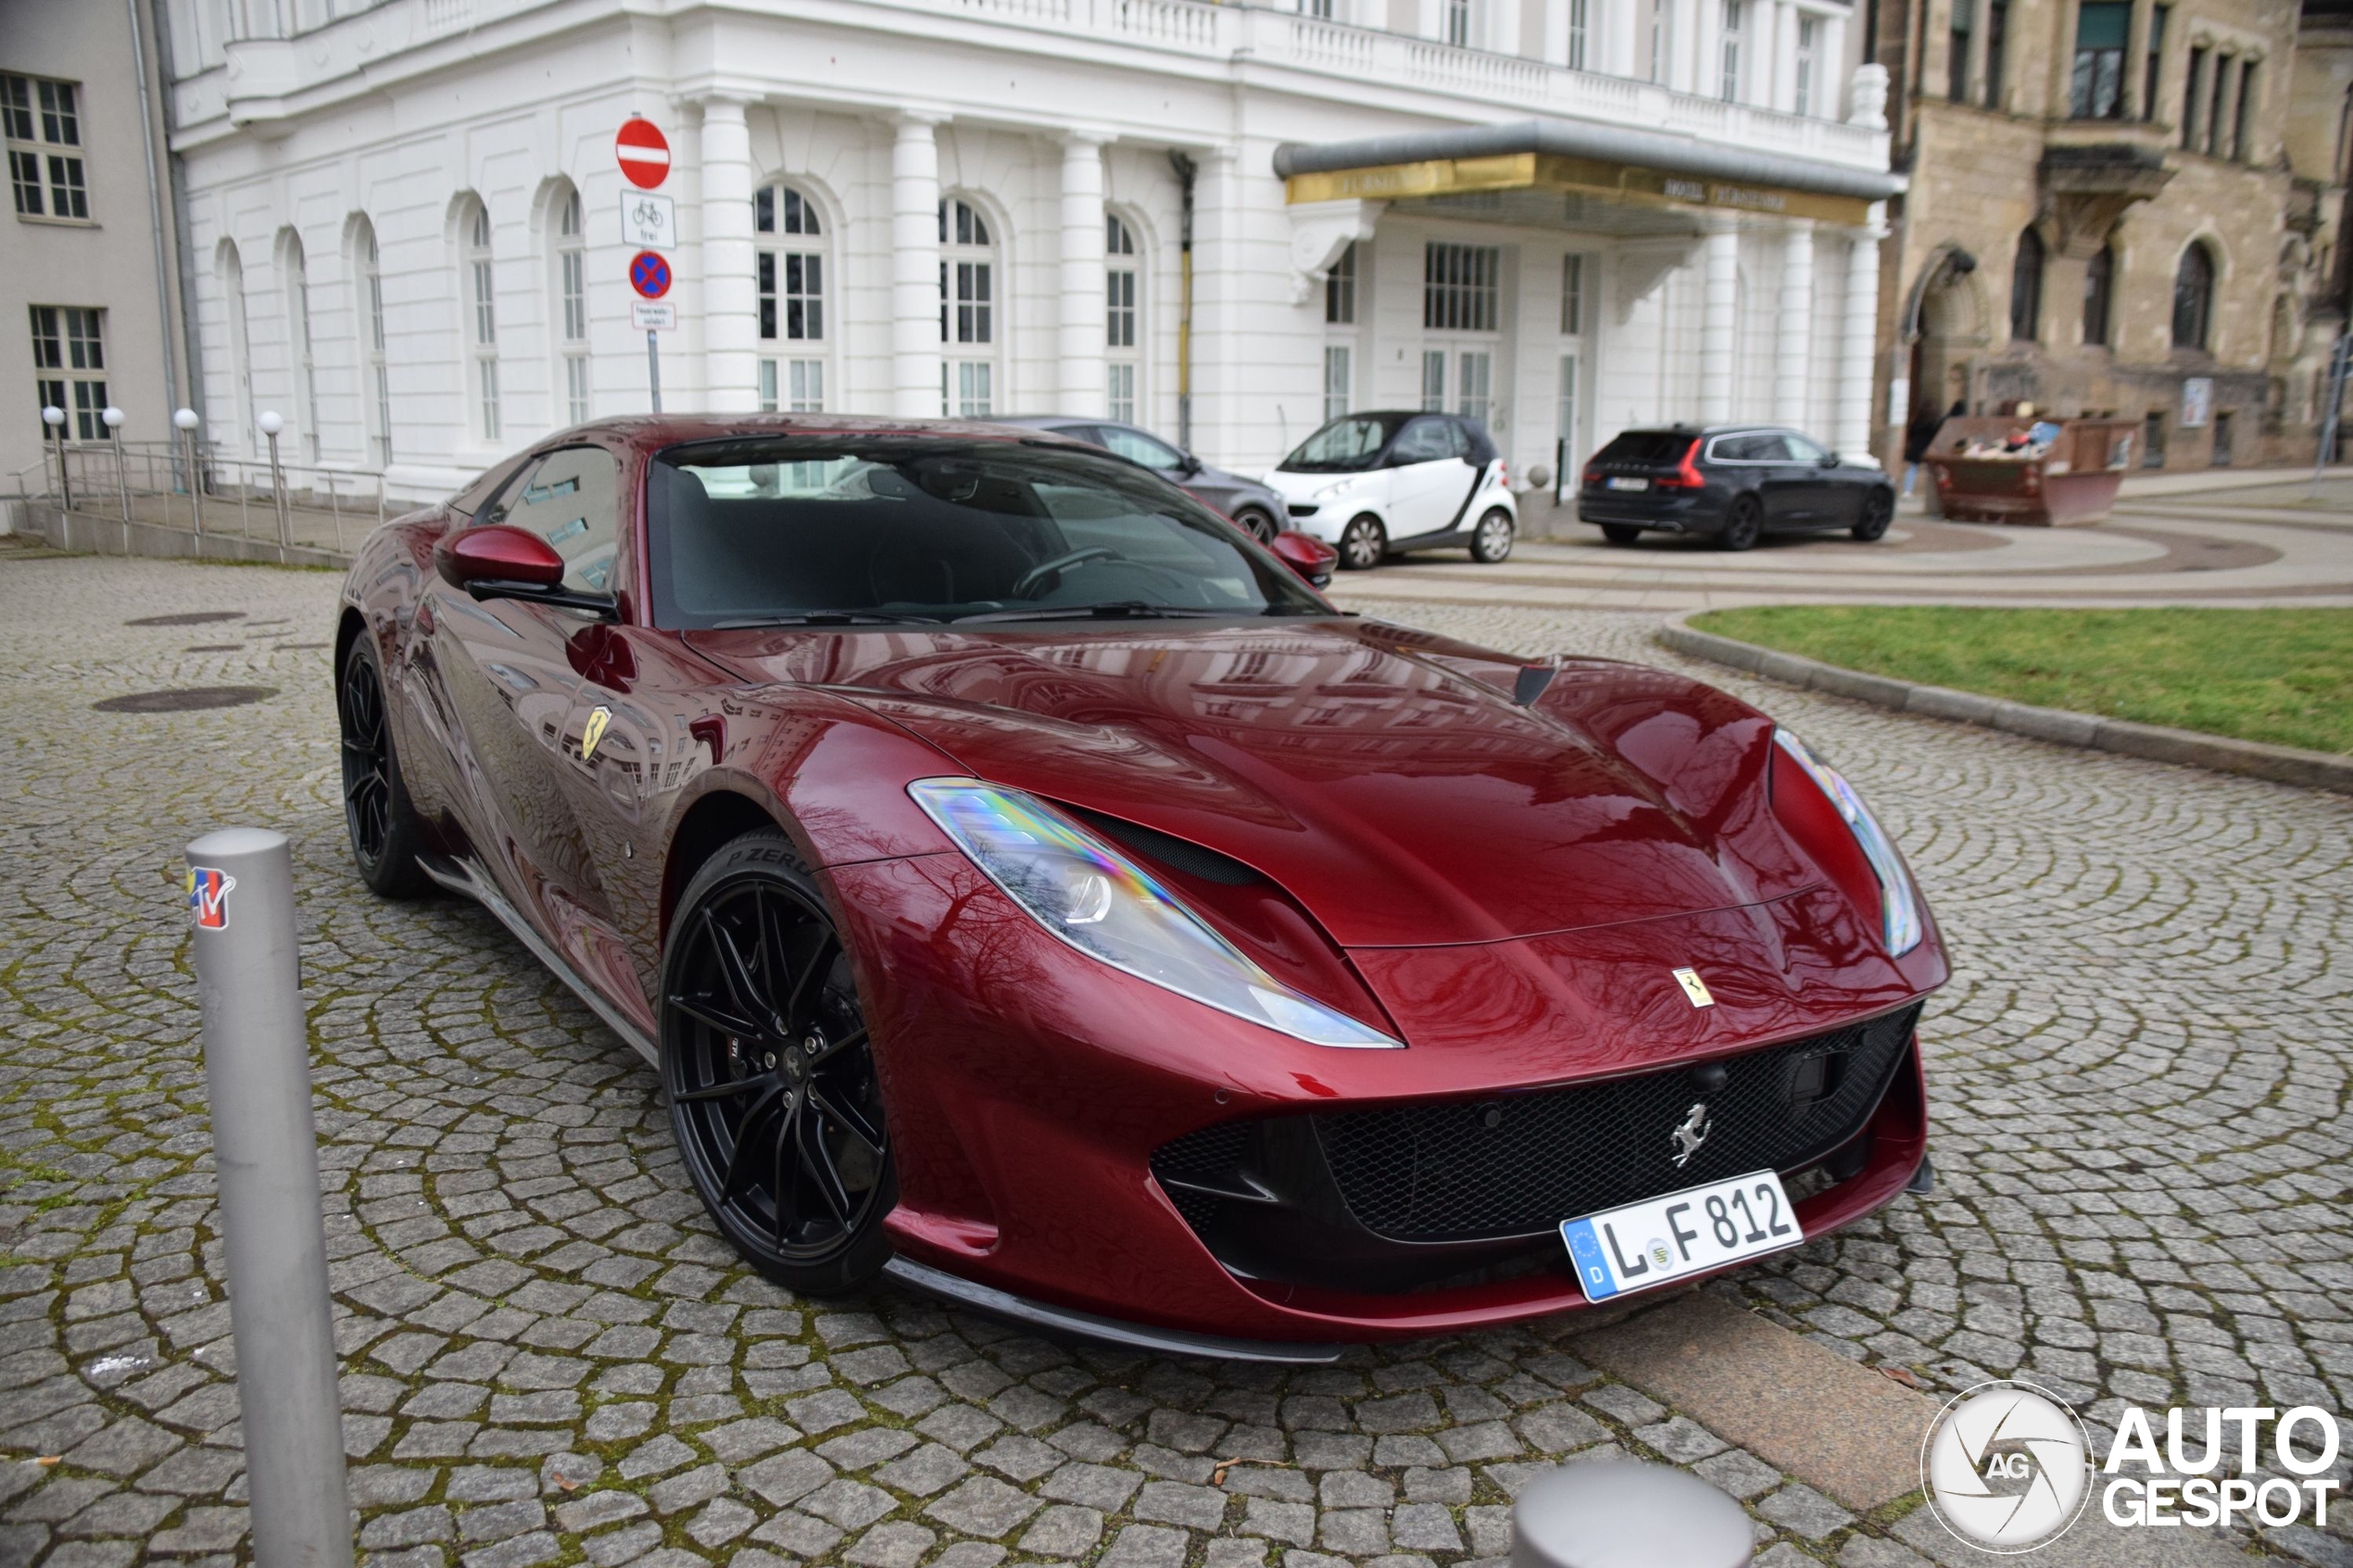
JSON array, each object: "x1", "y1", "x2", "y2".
[
  {"x1": 1259, "y1": 467, "x2": 1382, "y2": 504},
  {"x1": 686, "y1": 618, "x2": 1807, "y2": 948}
]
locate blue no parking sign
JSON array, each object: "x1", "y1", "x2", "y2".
[{"x1": 629, "y1": 250, "x2": 672, "y2": 300}]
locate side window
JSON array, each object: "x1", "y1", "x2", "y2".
[
  {"x1": 1099, "y1": 425, "x2": 1184, "y2": 470},
  {"x1": 505, "y1": 445, "x2": 623, "y2": 593},
  {"x1": 1780, "y1": 432, "x2": 1828, "y2": 462},
  {"x1": 1441, "y1": 420, "x2": 1474, "y2": 459},
  {"x1": 1390, "y1": 418, "x2": 1455, "y2": 463}
]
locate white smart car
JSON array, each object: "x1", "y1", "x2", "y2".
[{"x1": 1262, "y1": 411, "x2": 1518, "y2": 571}]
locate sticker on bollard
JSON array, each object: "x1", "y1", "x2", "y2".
[
  {"x1": 1511, "y1": 1461, "x2": 1752, "y2": 1568},
  {"x1": 184, "y1": 827, "x2": 356, "y2": 1568},
  {"x1": 187, "y1": 866, "x2": 235, "y2": 929}
]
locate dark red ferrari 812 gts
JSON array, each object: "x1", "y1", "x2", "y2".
[{"x1": 335, "y1": 415, "x2": 1946, "y2": 1361}]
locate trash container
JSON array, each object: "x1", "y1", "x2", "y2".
[{"x1": 1927, "y1": 416, "x2": 2137, "y2": 526}]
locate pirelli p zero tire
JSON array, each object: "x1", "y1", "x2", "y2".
[
  {"x1": 1339, "y1": 514, "x2": 1388, "y2": 571},
  {"x1": 661, "y1": 830, "x2": 895, "y2": 1296},
  {"x1": 338, "y1": 633, "x2": 432, "y2": 899},
  {"x1": 1718, "y1": 495, "x2": 1764, "y2": 552}
]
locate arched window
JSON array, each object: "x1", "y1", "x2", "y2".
[
  {"x1": 2009, "y1": 227, "x2": 2044, "y2": 343},
  {"x1": 2082, "y1": 243, "x2": 2113, "y2": 347},
  {"x1": 552, "y1": 186, "x2": 587, "y2": 425},
  {"x1": 281, "y1": 231, "x2": 320, "y2": 463},
  {"x1": 2172, "y1": 242, "x2": 2214, "y2": 351},
  {"x1": 1106, "y1": 214, "x2": 1139, "y2": 423},
  {"x1": 939, "y1": 198, "x2": 996, "y2": 417},
  {"x1": 755, "y1": 182, "x2": 825, "y2": 411},
  {"x1": 459, "y1": 198, "x2": 499, "y2": 443},
  {"x1": 220, "y1": 240, "x2": 256, "y2": 453},
  {"x1": 353, "y1": 216, "x2": 391, "y2": 466}
]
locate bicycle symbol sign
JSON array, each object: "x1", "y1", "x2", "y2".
[{"x1": 629, "y1": 251, "x2": 672, "y2": 300}]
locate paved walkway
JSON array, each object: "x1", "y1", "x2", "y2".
[
  {"x1": 0, "y1": 554, "x2": 2346, "y2": 1567},
  {"x1": 1378, "y1": 476, "x2": 2353, "y2": 610}
]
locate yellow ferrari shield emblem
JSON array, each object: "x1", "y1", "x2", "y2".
[
  {"x1": 1673, "y1": 967, "x2": 1715, "y2": 1008},
  {"x1": 580, "y1": 706, "x2": 612, "y2": 760}
]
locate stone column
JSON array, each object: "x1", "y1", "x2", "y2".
[
  {"x1": 698, "y1": 97, "x2": 759, "y2": 413},
  {"x1": 2210, "y1": 52, "x2": 2240, "y2": 157},
  {"x1": 1775, "y1": 222, "x2": 1814, "y2": 428},
  {"x1": 891, "y1": 114, "x2": 944, "y2": 419},
  {"x1": 1834, "y1": 205, "x2": 1885, "y2": 458},
  {"x1": 1772, "y1": 0, "x2": 1799, "y2": 111},
  {"x1": 1059, "y1": 133, "x2": 1108, "y2": 417},
  {"x1": 1697, "y1": 227, "x2": 1740, "y2": 423},
  {"x1": 2123, "y1": 0, "x2": 2155, "y2": 118},
  {"x1": 1608, "y1": 0, "x2": 1641, "y2": 78}
]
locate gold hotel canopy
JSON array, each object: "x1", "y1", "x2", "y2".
[{"x1": 1274, "y1": 119, "x2": 1900, "y2": 234}]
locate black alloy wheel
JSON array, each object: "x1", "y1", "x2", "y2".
[
  {"x1": 1852, "y1": 490, "x2": 1894, "y2": 542},
  {"x1": 1339, "y1": 514, "x2": 1387, "y2": 571},
  {"x1": 1234, "y1": 507, "x2": 1279, "y2": 545},
  {"x1": 662, "y1": 830, "x2": 894, "y2": 1294},
  {"x1": 1469, "y1": 508, "x2": 1516, "y2": 564},
  {"x1": 1599, "y1": 523, "x2": 1642, "y2": 546},
  {"x1": 338, "y1": 637, "x2": 428, "y2": 897},
  {"x1": 1718, "y1": 495, "x2": 1764, "y2": 552}
]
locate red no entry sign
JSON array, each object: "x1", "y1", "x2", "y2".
[
  {"x1": 615, "y1": 117, "x2": 670, "y2": 190},
  {"x1": 629, "y1": 250, "x2": 673, "y2": 300}
]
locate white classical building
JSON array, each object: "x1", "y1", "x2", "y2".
[{"x1": 159, "y1": 0, "x2": 1895, "y2": 495}]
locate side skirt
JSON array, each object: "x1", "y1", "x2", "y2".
[
  {"x1": 416, "y1": 854, "x2": 660, "y2": 1066},
  {"x1": 880, "y1": 1256, "x2": 1344, "y2": 1365}
]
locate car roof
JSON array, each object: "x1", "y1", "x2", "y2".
[{"x1": 524, "y1": 413, "x2": 1106, "y2": 456}]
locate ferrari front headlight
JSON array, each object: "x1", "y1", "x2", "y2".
[
  {"x1": 909, "y1": 779, "x2": 1400, "y2": 1048},
  {"x1": 1773, "y1": 731, "x2": 1923, "y2": 956}
]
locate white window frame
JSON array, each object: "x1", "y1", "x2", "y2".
[
  {"x1": 1794, "y1": 16, "x2": 1819, "y2": 116},
  {"x1": 224, "y1": 243, "x2": 257, "y2": 454},
  {"x1": 939, "y1": 196, "x2": 998, "y2": 417},
  {"x1": 1443, "y1": 0, "x2": 1473, "y2": 46},
  {"x1": 1420, "y1": 349, "x2": 1446, "y2": 411},
  {"x1": 357, "y1": 220, "x2": 391, "y2": 466},
  {"x1": 283, "y1": 234, "x2": 321, "y2": 463},
  {"x1": 3, "y1": 73, "x2": 88, "y2": 221},
  {"x1": 1107, "y1": 213, "x2": 1140, "y2": 423},
  {"x1": 1567, "y1": 0, "x2": 1590, "y2": 69},
  {"x1": 1323, "y1": 344, "x2": 1352, "y2": 421},
  {"x1": 1556, "y1": 351, "x2": 1580, "y2": 459},
  {"x1": 1647, "y1": 0, "x2": 1672, "y2": 85},
  {"x1": 1719, "y1": 0, "x2": 1745, "y2": 102},
  {"x1": 463, "y1": 202, "x2": 500, "y2": 444},
  {"x1": 756, "y1": 181, "x2": 829, "y2": 413},
  {"x1": 29, "y1": 305, "x2": 106, "y2": 439},
  {"x1": 1456, "y1": 349, "x2": 1493, "y2": 430},
  {"x1": 1562, "y1": 253, "x2": 1590, "y2": 335},
  {"x1": 554, "y1": 188, "x2": 588, "y2": 426}
]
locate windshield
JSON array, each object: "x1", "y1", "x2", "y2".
[
  {"x1": 645, "y1": 437, "x2": 1329, "y2": 629},
  {"x1": 1277, "y1": 414, "x2": 1411, "y2": 473}
]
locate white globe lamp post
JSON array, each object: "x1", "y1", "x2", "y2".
[{"x1": 173, "y1": 409, "x2": 206, "y2": 540}]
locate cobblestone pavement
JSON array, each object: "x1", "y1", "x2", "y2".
[{"x1": 1, "y1": 552, "x2": 2347, "y2": 1567}]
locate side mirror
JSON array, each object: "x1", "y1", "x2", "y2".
[
  {"x1": 1819, "y1": 453, "x2": 1841, "y2": 468},
  {"x1": 1268, "y1": 531, "x2": 1338, "y2": 589},
  {"x1": 1178, "y1": 451, "x2": 1203, "y2": 475},
  {"x1": 435, "y1": 524, "x2": 616, "y2": 617}
]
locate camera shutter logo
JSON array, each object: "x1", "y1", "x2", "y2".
[
  {"x1": 1922, "y1": 1380, "x2": 2093, "y2": 1552},
  {"x1": 187, "y1": 867, "x2": 236, "y2": 931}
]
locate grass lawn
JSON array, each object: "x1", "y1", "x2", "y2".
[{"x1": 1690, "y1": 606, "x2": 2353, "y2": 756}]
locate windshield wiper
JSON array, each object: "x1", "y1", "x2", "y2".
[
  {"x1": 951, "y1": 602, "x2": 1234, "y2": 625},
  {"x1": 709, "y1": 610, "x2": 944, "y2": 628}
]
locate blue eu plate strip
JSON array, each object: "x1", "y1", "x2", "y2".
[{"x1": 1560, "y1": 1219, "x2": 1619, "y2": 1302}]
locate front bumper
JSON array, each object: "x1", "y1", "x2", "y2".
[{"x1": 826, "y1": 854, "x2": 1942, "y2": 1345}]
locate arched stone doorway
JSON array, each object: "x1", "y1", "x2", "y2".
[{"x1": 1905, "y1": 246, "x2": 1990, "y2": 421}]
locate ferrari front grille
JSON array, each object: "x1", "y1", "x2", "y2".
[{"x1": 1311, "y1": 1003, "x2": 1921, "y2": 1240}]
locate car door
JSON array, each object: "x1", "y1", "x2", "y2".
[
  {"x1": 1773, "y1": 432, "x2": 1846, "y2": 526},
  {"x1": 424, "y1": 444, "x2": 623, "y2": 949},
  {"x1": 1383, "y1": 416, "x2": 1477, "y2": 537}
]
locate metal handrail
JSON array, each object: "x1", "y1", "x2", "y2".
[{"x1": 22, "y1": 434, "x2": 392, "y2": 559}]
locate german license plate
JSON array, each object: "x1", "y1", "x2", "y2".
[
  {"x1": 1561, "y1": 1169, "x2": 1801, "y2": 1301},
  {"x1": 1606, "y1": 476, "x2": 1650, "y2": 491}
]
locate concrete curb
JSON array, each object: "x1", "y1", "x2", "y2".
[{"x1": 1657, "y1": 608, "x2": 2353, "y2": 798}]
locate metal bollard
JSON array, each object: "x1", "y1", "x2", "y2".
[
  {"x1": 184, "y1": 829, "x2": 356, "y2": 1568},
  {"x1": 1511, "y1": 1461, "x2": 1751, "y2": 1568}
]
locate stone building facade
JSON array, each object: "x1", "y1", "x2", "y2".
[
  {"x1": 153, "y1": 0, "x2": 1896, "y2": 499},
  {"x1": 4, "y1": 0, "x2": 193, "y2": 492},
  {"x1": 1869, "y1": 0, "x2": 2341, "y2": 470}
]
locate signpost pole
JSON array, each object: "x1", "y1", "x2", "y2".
[{"x1": 648, "y1": 329, "x2": 662, "y2": 414}]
